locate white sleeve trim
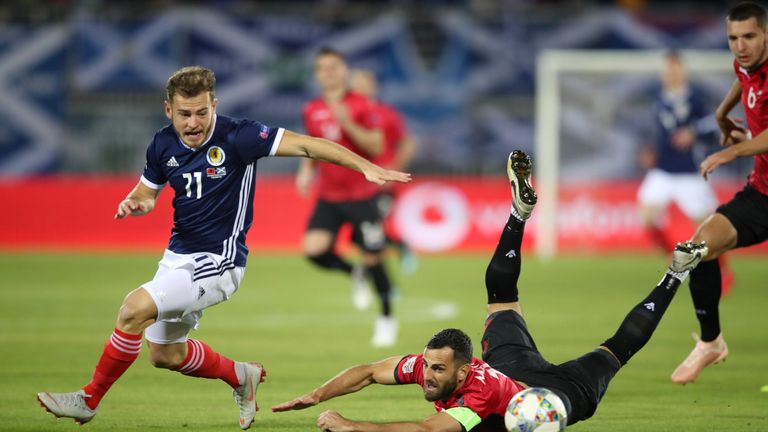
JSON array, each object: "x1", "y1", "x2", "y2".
[
  {"x1": 140, "y1": 175, "x2": 166, "y2": 190},
  {"x1": 269, "y1": 128, "x2": 285, "y2": 156}
]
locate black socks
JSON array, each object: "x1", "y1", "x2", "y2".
[
  {"x1": 307, "y1": 251, "x2": 353, "y2": 273},
  {"x1": 689, "y1": 259, "x2": 722, "y2": 342},
  {"x1": 366, "y1": 263, "x2": 392, "y2": 316},
  {"x1": 485, "y1": 215, "x2": 525, "y2": 304},
  {"x1": 602, "y1": 273, "x2": 681, "y2": 365}
]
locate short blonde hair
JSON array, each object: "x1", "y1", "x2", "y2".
[{"x1": 166, "y1": 66, "x2": 216, "y2": 101}]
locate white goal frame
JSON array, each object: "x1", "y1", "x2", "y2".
[{"x1": 534, "y1": 49, "x2": 734, "y2": 260}]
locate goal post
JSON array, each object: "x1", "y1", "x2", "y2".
[{"x1": 534, "y1": 49, "x2": 735, "y2": 260}]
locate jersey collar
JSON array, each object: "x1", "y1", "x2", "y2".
[{"x1": 738, "y1": 56, "x2": 768, "y2": 77}]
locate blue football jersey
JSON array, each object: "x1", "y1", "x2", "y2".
[
  {"x1": 141, "y1": 114, "x2": 284, "y2": 270},
  {"x1": 653, "y1": 87, "x2": 715, "y2": 173}
]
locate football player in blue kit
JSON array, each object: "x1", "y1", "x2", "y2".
[
  {"x1": 637, "y1": 52, "x2": 734, "y2": 297},
  {"x1": 638, "y1": 52, "x2": 720, "y2": 252},
  {"x1": 36, "y1": 66, "x2": 410, "y2": 430}
]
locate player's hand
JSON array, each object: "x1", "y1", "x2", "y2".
[
  {"x1": 718, "y1": 116, "x2": 746, "y2": 147},
  {"x1": 317, "y1": 410, "x2": 355, "y2": 432},
  {"x1": 722, "y1": 128, "x2": 747, "y2": 147},
  {"x1": 700, "y1": 148, "x2": 737, "y2": 180},
  {"x1": 115, "y1": 198, "x2": 148, "y2": 219},
  {"x1": 362, "y1": 163, "x2": 412, "y2": 186},
  {"x1": 271, "y1": 393, "x2": 320, "y2": 412}
]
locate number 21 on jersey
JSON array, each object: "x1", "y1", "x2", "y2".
[{"x1": 182, "y1": 172, "x2": 202, "y2": 198}]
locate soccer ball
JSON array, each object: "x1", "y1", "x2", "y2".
[{"x1": 504, "y1": 387, "x2": 568, "y2": 432}]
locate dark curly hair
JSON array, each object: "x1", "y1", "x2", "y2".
[{"x1": 426, "y1": 328, "x2": 473, "y2": 366}]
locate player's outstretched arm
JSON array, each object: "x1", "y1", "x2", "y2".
[
  {"x1": 115, "y1": 182, "x2": 160, "y2": 219},
  {"x1": 316, "y1": 410, "x2": 463, "y2": 432},
  {"x1": 271, "y1": 356, "x2": 401, "y2": 412},
  {"x1": 276, "y1": 130, "x2": 411, "y2": 185},
  {"x1": 700, "y1": 129, "x2": 768, "y2": 180}
]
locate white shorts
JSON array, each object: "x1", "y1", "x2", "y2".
[
  {"x1": 143, "y1": 249, "x2": 245, "y2": 345},
  {"x1": 637, "y1": 168, "x2": 718, "y2": 220}
]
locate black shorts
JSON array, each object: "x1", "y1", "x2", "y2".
[
  {"x1": 307, "y1": 198, "x2": 386, "y2": 252},
  {"x1": 716, "y1": 184, "x2": 768, "y2": 248},
  {"x1": 481, "y1": 310, "x2": 620, "y2": 426}
]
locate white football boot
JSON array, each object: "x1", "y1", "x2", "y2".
[
  {"x1": 233, "y1": 362, "x2": 266, "y2": 430},
  {"x1": 37, "y1": 390, "x2": 97, "y2": 425},
  {"x1": 371, "y1": 316, "x2": 398, "y2": 348},
  {"x1": 669, "y1": 241, "x2": 709, "y2": 273}
]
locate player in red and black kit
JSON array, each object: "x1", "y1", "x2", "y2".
[
  {"x1": 350, "y1": 69, "x2": 419, "y2": 274},
  {"x1": 273, "y1": 151, "x2": 708, "y2": 431},
  {"x1": 670, "y1": 2, "x2": 768, "y2": 385},
  {"x1": 297, "y1": 47, "x2": 397, "y2": 347}
]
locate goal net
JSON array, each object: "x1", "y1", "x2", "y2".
[{"x1": 534, "y1": 49, "x2": 736, "y2": 259}]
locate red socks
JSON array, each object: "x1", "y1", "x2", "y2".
[
  {"x1": 176, "y1": 339, "x2": 240, "y2": 388},
  {"x1": 82, "y1": 328, "x2": 142, "y2": 410},
  {"x1": 81, "y1": 332, "x2": 239, "y2": 410}
]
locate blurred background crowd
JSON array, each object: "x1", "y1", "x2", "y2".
[
  {"x1": 0, "y1": 0, "x2": 759, "y2": 254},
  {"x1": 0, "y1": 0, "x2": 751, "y2": 178}
]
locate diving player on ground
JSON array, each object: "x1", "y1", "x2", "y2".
[{"x1": 273, "y1": 150, "x2": 708, "y2": 431}]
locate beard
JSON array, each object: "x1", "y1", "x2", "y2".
[{"x1": 423, "y1": 377, "x2": 458, "y2": 402}]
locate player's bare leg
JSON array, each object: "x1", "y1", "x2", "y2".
[
  {"x1": 691, "y1": 215, "x2": 735, "y2": 297},
  {"x1": 39, "y1": 284, "x2": 266, "y2": 429},
  {"x1": 37, "y1": 288, "x2": 156, "y2": 424},
  {"x1": 671, "y1": 214, "x2": 736, "y2": 384},
  {"x1": 117, "y1": 287, "x2": 159, "y2": 332},
  {"x1": 691, "y1": 213, "x2": 737, "y2": 259}
]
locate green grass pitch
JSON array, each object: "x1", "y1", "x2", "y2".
[{"x1": 1, "y1": 251, "x2": 766, "y2": 431}]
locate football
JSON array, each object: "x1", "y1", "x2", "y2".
[{"x1": 504, "y1": 387, "x2": 568, "y2": 432}]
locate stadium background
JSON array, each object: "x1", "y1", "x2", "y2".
[
  {"x1": 1, "y1": 1, "x2": 767, "y2": 431},
  {"x1": 1, "y1": 0, "x2": 764, "y2": 253}
]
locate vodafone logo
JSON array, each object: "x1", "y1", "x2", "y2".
[{"x1": 394, "y1": 183, "x2": 471, "y2": 251}]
